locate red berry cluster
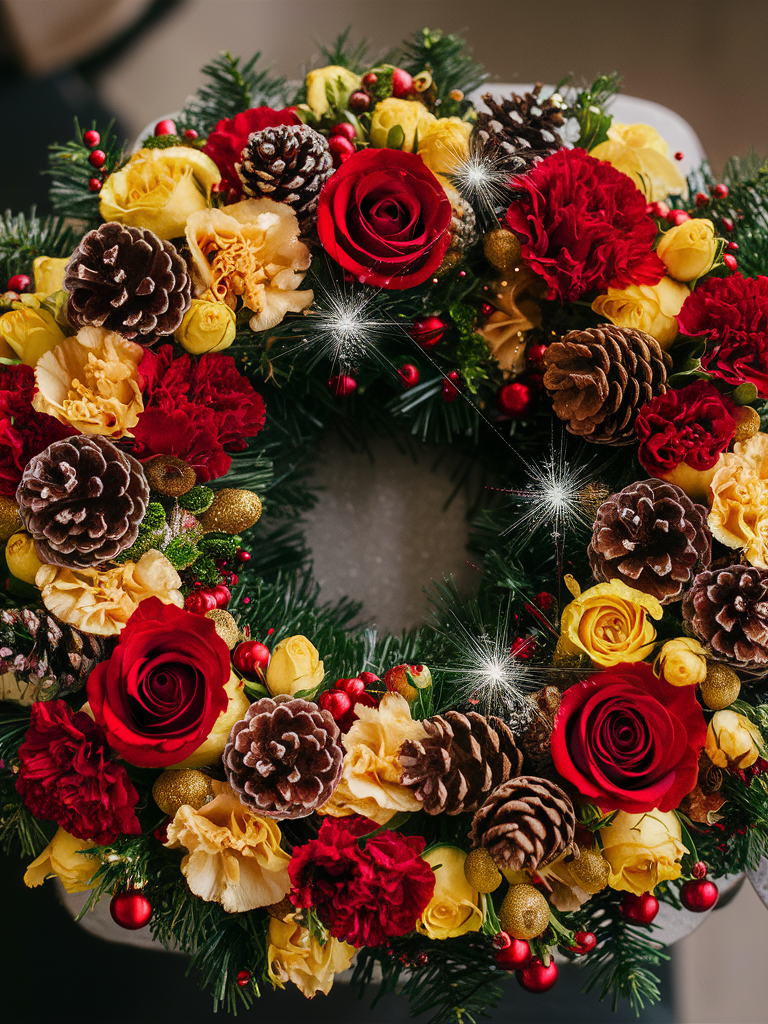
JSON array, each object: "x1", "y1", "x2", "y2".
[
  {"x1": 318, "y1": 672, "x2": 382, "y2": 731},
  {"x1": 494, "y1": 933, "x2": 559, "y2": 993},
  {"x1": 232, "y1": 640, "x2": 271, "y2": 682}
]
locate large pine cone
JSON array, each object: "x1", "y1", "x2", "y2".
[
  {"x1": 16, "y1": 436, "x2": 149, "y2": 568},
  {"x1": 588, "y1": 478, "x2": 711, "y2": 604},
  {"x1": 64, "y1": 222, "x2": 191, "y2": 345},
  {"x1": 469, "y1": 775, "x2": 576, "y2": 872},
  {"x1": 472, "y1": 85, "x2": 564, "y2": 177},
  {"x1": 543, "y1": 325, "x2": 671, "y2": 444},
  {"x1": 223, "y1": 695, "x2": 344, "y2": 819},
  {"x1": 399, "y1": 710, "x2": 522, "y2": 815},
  {"x1": 236, "y1": 125, "x2": 333, "y2": 224},
  {"x1": 683, "y1": 565, "x2": 768, "y2": 665}
]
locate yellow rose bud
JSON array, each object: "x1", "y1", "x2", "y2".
[
  {"x1": 267, "y1": 913, "x2": 354, "y2": 997},
  {"x1": 655, "y1": 637, "x2": 707, "y2": 687},
  {"x1": 24, "y1": 827, "x2": 99, "y2": 893},
  {"x1": 369, "y1": 98, "x2": 437, "y2": 152},
  {"x1": 266, "y1": 635, "x2": 325, "y2": 696},
  {"x1": 0, "y1": 305, "x2": 66, "y2": 366},
  {"x1": 33, "y1": 256, "x2": 70, "y2": 297},
  {"x1": 175, "y1": 298, "x2": 236, "y2": 354},
  {"x1": 558, "y1": 578, "x2": 662, "y2": 668},
  {"x1": 590, "y1": 122, "x2": 687, "y2": 202},
  {"x1": 5, "y1": 532, "x2": 45, "y2": 585},
  {"x1": 417, "y1": 117, "x2": 472, "y2": 176},
  {"x1": 417, "y1": 846, "x2": 483, "y2": 940},
  {"x1": 656, "y1": 219, "x2": 718, "y2": 282},
  {"x1": 600, "y1": 809, "x2": 687, "y2": 896},
  {"x1": 171, "y1": 672, "x2": 250, "y2": 768},
  {"x1": 591, "y1": 277, "x2": 690, "y2": 349},
  {"x1": 100, "y1": 146, "x2": 221, "y2": 240},
  {"x1": 305, "y1": 65, "x2": 361, "y2": 118},
  {"x1": 705, "y1": 709, "x2": 763, "y2": 771}
]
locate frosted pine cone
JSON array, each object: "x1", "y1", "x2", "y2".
[
  {"x1": 472, "y1": 85, "x2": 564, "y2": 177},
  {"x1": 236, "y1": 125, "x2": 333, "y2": 224},
  {"x1": 683, "y1": 565, "x2": 768, "y2": 665}
]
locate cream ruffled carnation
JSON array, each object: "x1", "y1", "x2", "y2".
[
  {"x1": 709, "y1": 432, "x2": 768, "y2": 568},
  {"x1": 267, "y1": 914, "x2": 355, "y2": 997}
]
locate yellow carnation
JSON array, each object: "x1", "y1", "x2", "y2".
[
  {"x1": 266, "y1": 635, "x2": 325, "y2": 697},
  {"x1": 24, "y1": 827, "x2": 99, "y2": 893},
  {"x1": 590, "y1": 122, "x2": 687, "y2": 202},
  {"x1": 369, "y1": 98, "x2": 437, "y2": 152},
  {"x1": 709, "y1": 432, "x2": 768, "y2": 568},
  {"x1": 417, "y1": 117, "x2": 472, "y2": 175},
  {"x1": 0, "y1": 305, "x2": 66, "y2": 366},
  {"x1": 417, "y1": 846, "x2": 482, "y2": 940},
  {"x1": 591, "y1": 277, "x2": 690, "y2": 349},
  {"x1": 558, "y1": 577, "x2": 662, "y2": 668},
  {"x1": 656, "y1": 219, "x2": 718, "y2": 282},
  {"x1": 600, "y1": 810, "x2": 687, "y2": 896},
  {"x1": 267, "y1": 913, "x2": 354, "y2": 998}
]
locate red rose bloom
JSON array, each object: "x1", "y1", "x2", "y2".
[
  {"x1": 16, "y1": 699, "x2": 140, "y2": 844},
  {"x1": 131, "y1": 346, "x2": 266, "y2": 481},
  {"x1": 551, "y1": 662, "x2": 706, "y2": 813},
  {"x1": 86, "y1": 597, "x2": 232, "y2": 767},
  {"x1": 636, "y1": 380, "x2": 737, "y2": 475},
  {"x1": 317, "y1": 148, "x2": 452, "y2": 290},
  {"x1": 505, "y1": 148, "x2": 664, "y2": 303},
  {"x1": 677, "y1": 273, "x2": 768, "y2": 395},
  {"x1": 0, "y1": 364, "x2": 75, "y2": 497},
  {"x1": 289, "y1": 816, "x2": 435, "y2": 947},
  {"x1": 203, "y1": 106, "x2": 301, "y2": 198}
]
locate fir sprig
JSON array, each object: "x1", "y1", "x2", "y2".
[
  {"x1": 178, "y1": 52, "x2": 288, "y2": 136},
  {"x1": 399, "y1": 28, "x2": 488, "y2": 117},
  {"x1": 46, "y1": 119, "x2": 123, "y2": 223},
  {"x1": 0, "y1": 209, "x2": 79, "y2": 285}
]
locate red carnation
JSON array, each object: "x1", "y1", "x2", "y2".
[
  {"x1": 677, "y1": 273, "x2": 768, "y2": 395},
  {"x1": 551, "y1": 662, "x2": 706, "y2": 814},
  {"x1": 289, "y1": 816, "x2": 435, "y2": 947},
  {"x1": 636, "y1": 380, "x2": 737, "y2": 476},
  {"x1": 16, "y1": 699, "x2": 141, "y2": 844},
  {"x1": 505, "y1": 148, "x2": 664, "y2": 303},
  {"x1": 0, "y1": 364, "x2": 75, "y2": 497},
  {"x1": 131, "y1": 346, "x2": 266, "y2": 481},
  {"x1": 203, "y1": 106, "x2": 301, "y2": 199}
]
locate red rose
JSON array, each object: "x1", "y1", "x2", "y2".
[
  {"x1": 16, "y1": 700, "x2": 140, "y2": 844},
  {"x1": 505, "y1": 148, "x2": 664, "y2": 303},
  {"x1": 289, "y1": 815, "x2": 435, "y2": 947},
  {"x1": 677, "y1": 273, "x2": 768, "y2": 395},
  {"x1": 636, "y1": 380, "x2": 737, "y2": 475},
  {"x1": 551, "y1": 662, "x2": 706, "y2": 813},
  {"x1": 86, "y1": 597, "x2": 232, "y2": 767},
  {"x1": 203, "y1": 106, "x2": 301, "y2": 199},
  {"x1": 317, "y1": 148, "x2": 452, "y2": 290}
]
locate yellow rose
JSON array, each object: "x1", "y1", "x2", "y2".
[
  {"x1": 305, "y1": 65, "x2": 361, "y2": 118},
  {"x1": 590, "y1": 122, "x2": 687, "y2": 202},
  {"x1": 5, "y1": 531, "x2": 44, "y2": 585},
  {"x1": 0, "y1": 305, "x2": 66, "y2": 366},
  {"x1": 100, "y1": 146, "x2": 221, "y2": 240},
  {"x1": 266, "y1": 635, "x2": 325, "y2": 696},
  {"x1": 600, "y1": 810, "x2": 687, "y2": 896},
  {"x1": 24, "y1": 827, "x2": 99, "y2": 893},
  {"x1": 175, "y1": 298, "x2": 236, "y2": 354},
  {"x1": 417, "y1": 846, "x2": 482, "y2": 940},
  {"x1": 33, "y1": 326, "x2": 144, "y2": 436},
  {"x1": 268, "y1": 913, "x2": 355, "y2": 998},
  {"x1": 558, "y1": 578, "x2": 662, "y2": 668},
  {"x1": 369, "y1": 98, "x2": 437, "y2": 152},
  {"x1": 658, "y1": 458, "x2": 724, "y2": 503},
  {"x1": 655, "y1": 637, "x2": 707, "y2": 687},
  {"x1": 705, "y1": 710, "x2": 764, "y2": 770},
  {"x1": 656, "y1": 219, "x2": 718, "y2": 282},
  {"x1": 170, "y1": 672, "x2": 250, "y2": 768},
  {"x1": 591, "y1": 277, "x2": 689, "y2": 349},
  {"x1": 708, "y1": 433, "x2": 768, "y2": 568},
  {"x1": 417, "y1": 117, "x2": 472, "y2": 176},
  {"x1": 33, "y1": 256, "x2": 70, "y2": 297}
]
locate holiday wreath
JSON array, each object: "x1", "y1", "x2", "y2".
[{"x1": 2, "y1": 26, "x2": 768, "y2": 1022}]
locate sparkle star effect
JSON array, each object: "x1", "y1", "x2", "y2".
[{"x1": 449, "y1": 141, "x2": 511, "y2": 224}]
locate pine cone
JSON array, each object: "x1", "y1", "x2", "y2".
[
  {"x1": 472, "y1": 85, "x2": 564, "y2": 177},
  {"x1": 236, "y1": 125, "x2": 333, "y2": 224},
  {"x1": 518, "y1": 686, "x2": 562, "y2": 764},
  {"x1": 683, "y1": 565, "x2": 768, "y2": 665},
  {"x1": 64, "y1": 222, "x2": 191, "y2": 345},
  {"x1": 16, "y1": 435, "x2": 149, "y2": 568},
  {"x1": 223, "y1": 695, "x2": 344, "y2": 819},
  {"x1": 543, "y1": 325, "x2": 671, "y2": 444},
  {"x1": 589, "y1": 478, "x2": 711, "y2": 604},
  {"x1": 399, "y1": 710, "x2": 522, "y2": 815},
  {"x1": 469, "y1": 775, "x2": 576, "y2": 872}
]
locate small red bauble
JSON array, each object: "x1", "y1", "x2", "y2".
[
  {"x1": 330, "y1": 122, "x2": 356, "y2": 140},
  {"x1": 155, "y1": 118, "x2": 177, "y2": 136},
  {"x1": 328, "y1": 374, "x2": 357, "y2": 397},
  {"x1": 674, "y1": 151, "x2": 684, "y2": 161},
  {"x1": 667, "y1": 209, "x2": 691, "y2": 226},
  {"x1": 391, "y1": 67, "x2": 414, "y2": 97},
  {"x1": 442, "y1": 371, "x2": 462, "y2": 403},
  {"x1": 329, "y1": 134, "x2": 355, "y2": 166},
  {"x1": 526, "y1": 342, "x2": 548, "y2": 371},
  {"x1": 88, "y1": 178, "x2": 102, "y2": 192},
  {"x1": 349, "y1": 90, "x2": 371, "y2": 113},
  {"x1": 318, "y1": 689, "x2": 353, "y2": 720},
  {"x1": 7, "y1": 273, "x2": 30, "y2": 293},
  {"x1": 569, "y1": 930, "x2": 597, "y2": 954},
  {"x1": 183, "y1": 128, "x2": 199, "y2": 141},
  {"x1": 680, "y1": 878, "x2": 719, "y2": 913},
  {"x1": 711, "y1": 183, "x2": 729, "y2": 199},
  {"x1": 495, "y1": 938, "x2": 532, "y2": 971},
  {"x1": 517, "y1": 959, "x2": 558, "y2": 993},
  {"x1": 236, "y1": 970, "x2": 251, "y2": 988},
  {"x1": 83, "y1": 129, "x2": 100, "y2": 148},
  {"x1": 621, "y1": 892, "x2": 659, "y2": 925},
  {"x1": 408, "y1": 315, "x2": 446, "y2": 349},
  {"x1": 497, "y1": 381, "x2": 533, "y2": 418},
  {"x1": 721, "y1": 217, "x2": 735, "y2": 232},
  {"x1": 398, "y1": 363, "x2": 420, "y2": 388},
  {"x1": 89, "y1": 150, "x2": 106, "y2": 169},
  {"x1": 723, "y1": 253, "x2": 738, "y2": 271},
  {"x1": 184, "y1": 589, "x2": 218, "y2": 614},
  {"x1": 694, "y1": 192, "x2": 709, "y2": 208},
  {"x1": 212, "y1": 584, "x2": 232, "y2": 608},
  {"x1": 236, "y1": 549, "x2": 251, "y2": 563},
  {"x1": 232, "y1": 640, "x2": 271, "y2": 681},
  {"x1": 110, "y1": 888, "x2": 152, "y2": 930}
]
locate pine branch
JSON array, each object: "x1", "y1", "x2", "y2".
[
  {"x1": 0, "y1": 209, "x2": 79, "y2": 284},
  {"x1": 46, "y1": 119, "x2": 124, "y2": 223},
  {"x1": 399, "y1": 29, "x2": 488, "y2": 117},
  {"x1": 179, "y1": 52, "x2": 288, "y2": 136},
  {"x1": 317, "y1": 27, "x2": 376, "y2": 73}
]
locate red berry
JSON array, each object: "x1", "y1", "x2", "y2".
[
  {"x1": 184, "y1": 589, "x2": 218, "y2": 614},
  {"x1": 667, "y1": 209, "x2": 691, "y2": 226},
  {"x1": 88, "y1": 177, "x2": 102, "y2": 192},
  {"x1": 680, "y1": 878, "x2": 719, "y2": 913},
  {"x1": 534, "y1": 591, "x2": 555, "y2": 613},
  {"x1": 517, "y1": 959, "x2": 558, "y2": 993},
  {"x1": 646, "y1": 200, "x2": 670, "y2": 219},
  {"x1": 723, "y1": 253, "x2": 738, "y2": 271},
  {"x1": 569, "y1": 931, "x2": 597, "y2": 954},
  {"x1": 329, "y1": 134, "x2": 355, "y2": 167},
  {"x1": 526, "y1": 342, "x2": 548, "y2": 370},
  {"x1": 83, "y1": 129, "x2": 100, "y2": 148},
  {"x1": 336, "y1": 676, "x2": 366, "y2": 698},
  {"x1": 212, "y1": 584, "x2": 231, "y2": 608},
  {"x1": 711, "y1": 183, "x2": 729, "y2": 199},
  {"x1": 674, "y1": 151, "x2": 684, "y2": 161},
  {"x1": 7, "y1": 273, "x2": 30, "y2": 293},
  {"x1": 318, "y1": 689, "x2": 353, "y2": 720},
  {"x1": 153, "y1": 817, "x2": 171, "y2": 844},
  {"x1": 398, "y1": 363, "x2": 420, "y2": 388},
  {"x1": 492, "y1": 931, "x2": 512, "y2": 950},
  {"x1": 621, "y1": 892, "x2": 659, "y2": 925},
  {"x1": 408, "y1": 315, "x2": 446, "y2": 348},
  {"x1": 391, "y1": 68, "x2": 414, "y2": 98},
  {"x1": 183, "y1": 128, "x2": 199, "y2": 141},
  {"x1": 497, "y1": 381, "x2": 533, "y2": 418},
  {"x1": 89, "y1": 150, "x2": 106, "y2": 169},
  {"x1": 232, "y1": 640, "x2": 271, "y2": 681},
  {"x1": 155, "y1": 118, "x2": 177, "y2": 136},
  {"x1": 692, "y1": 861, "x2": 708, "y2": 880},
  {"x1": 330, "y1": 122, "x2": 356, "y2": 140},
  {"x1": 481, "y1": 301, "x2": 494, "y2": 317},
  {"x1": 727, "y1": 241, "x2": 739, "y2": 251},
  {"x1": 236, "y1": 549, "x2": 251, "y2": 563},
  {"x1": 328, "y1": 374, "x2": 357, "y2": 397},
  {"x1": 695, "y1": 191, "x2": 709, "y2": 208},
  {"x1": 362, "y1": 72, "x2": 378, "y2": 89},
  {"x1": 236, "y1": 970, "x2": 251, "y2": 988},
  {"x1": 349, "y1": 90, "x2": 371, "y2": 113},
  {"x1": 721, "y1": 217, "x2": 735, "y2": 232},
  {"x1": 495, "y1": 938, "x2": 532, "y2": 970}
]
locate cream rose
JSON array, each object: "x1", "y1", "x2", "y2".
[
  {"x1": 175, "y1": 297, "x2": 236, "y2": 354},
  {"x1": 267, "y1": 913, "x2": 355, "y2": 998},
  {"x1": 655, "y1": 637, "x2": 707, "y2": 687},
  {"x1": 600, "y1": 809, "x2": 687, "y2": 896},
  {"x1": 5, "y1": 531, "x2": 44, "y2": 585},
  {"x1": 591, "y1": 277, "x2": 690, "y2": 349},
  {"x1": 656, "y1": 219, "x2": 718, "y2": 282},
  {"x1": 417, "y1": 117, "x2": 472, "y2": 175},
  {"x1": 33, "y1": 256, "x2": 70, "y2": 297},
  {"x1": 705, "y1": 710, "x2": 764, "y2": 770},
  {"x1": 590, "y1": 122, "x2": 687, "y2": 202},
  {"x1": 305, "y1": 65, "x2": 361, "y2": 118},
  {"x1": 417, "y1": 846, "x2": 482, "y2": 940},
  {"x1": 266, "y1": 635, "x2": 325, "y2": 696}
]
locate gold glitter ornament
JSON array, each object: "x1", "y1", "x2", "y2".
[
  {"x1": 205, "y1": 608, "x2": 241, "y2": 649},
  {"x1": 145, "y1": 455, "x2": 196, "y2": 496},
  {"x1": 464, "y1": 847, "x2": 502, "y2": 893},
  {"x1": 483, "y1": 229, "x2": 522, "y2": 271},
  {"x1": 700, "y1": 663, "x2": 741, "y2": 710},
  {"x1": 0, "y1": 496, "x2": 22, "y2": 541},
  {"x1": 198, "y1": 488, "x2": 262, "y2": 534},
  {"x1": 499, "y1": 884, "x2": 550, "y2": 940},
  {"x1": 733, "y1": 406, "x2": 761, "y2": 444},
  {"x1": 567, "y1": 848, "x2": 611, "y2": 894},
  {"x1": 152, "y1": 769, "x2": 214, "y2": 817}
]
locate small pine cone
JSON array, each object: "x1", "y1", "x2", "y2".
[
  {"x1": 17, "y1": 436, "x2": 149, "y2": 569},
  {"x1": 683, "y1": 565, "x2": 768, "y2": 665},
  {"x1": 543, "y1": 325, "x2": 671, "y2": 444},
  {"x1": 64, "y1": 222, "x2": 191, "y2": 345},
  {"x1": 589, "y1": 478, "x2": 711, "y2": 604},
  {"x1": 447, "y1": 193, "x2": 478, "y2": 255},
  {"x1": 223, "y1": 695, "x2": 344, "y2": 819},
  {"x1": 518, "y1": 686, "x2": 562, "y2": 762},
  {"x1": 472, "y1": 84, "x2": 564, "y2": 177},
  {"x1": 236, "y1": 125, "x2": 333, "y2": 224},
  {"x1": 469, "y1": 775, "x2": 576, "y2": 872},
  {"x1": 399, "y1": 710, "x2": 522, "y2": 815}
]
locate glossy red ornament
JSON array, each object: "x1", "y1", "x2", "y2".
[
  {"x1": 88, "y1": 177, "x2": 102, "y2": 192},
  {"x1": 711, "y1": 183, "x2": 729, "y2": 199},
  {"x1": 517, "y1": 959, "x2": 558, "y2": 993},
  {"x1": 667, "y1": 209, "x2": 691, "y2": 226},
  {"x1": 329, "y1": 134, "x2": 355, "y2": 166},
  {"x1": 83, "y1": 129, "x2": 100, "y2": 148},
  {"x1": 236, "y1": 549, "x2": 251, "y2": 563},
  {"x1": 441, "y1": 371, "x2": 461, "y2": 403},
  {"x1": 232, "y1": 640, "x2": 271, "y2": 681},
  {"x1": 408, "y1": 315, "x2": 446, "y2": 349},
  {"x1": 89, "y1": 149, "x2": 106, "y2": 169},
  {"x1": 391, "y1": 67, "x2": 414, "y2": 97},
  {"x1": 674, "y1": 151, "x2": 684, "y2": 161},
  {"x1": 398, "y1": 363, "x2": 420, "y2": 388},
  {"x1": 723, "y1": 253, "x2": 738, "y2": 271},
  {"x1": 6, "y1": 273, "x2": 30, "y2": 293},
  {"x1": 569, "y1": 930, "x2": 597, "y2": 954},
  {"x1": 349, "y1": 90, "x2": 371, "y2": 113},
  {"x1": 110, "y1": 888, "x2": 152, "y2": 930},
  {"x1": 155, "y1": 118, "x2": 177, "y2": 136},
  {"x1": 497, "y1": 381, "x2": 533, "y2": 418},
  {"x1": 495, "y1": 938, "x2": 532, "y2": 970},
  {"x1": 183, "y1": 128, "x2": 199, "y2": 140},
  {"x1": 236, "y1": 970, "x2": 251, "y2": 988},
  {"x1": 331, "y1": 123, "x2": 356, "y2": 140},
  {"x1": 318, "y1": 689, "x2": 353, "y2": 720},
  {"x1": 621, "y1": 892, "x2": 659, "y2": 925},
  {"x1": 680, "y1": 878, "x2": 719, "y2": 913},
  {"x1": 212, "y1": 584, "x2": 232, "y2": 608},
  {"x1": 329, "y1": 374, "x2": 357, "y2": 397},
  {"x1": 184, "y1": 589, "x2": 218, "y2": 614},
  {"x1": 526, "y1": 342, "x2": 548, "y2": 371}
]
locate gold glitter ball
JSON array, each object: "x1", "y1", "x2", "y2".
[
  {"x1": 568, "y1": 848, "x2": 611, "y2": 894},
  {"x1": 152, "y1": 769, "x2": 214, "y2": 817},
  {"x1": 198, "y1": 488, "x2": 262, "y2": 534},
  {"x1": 700, "y1": 663, "x2": 741, "y2": 710},
  {"x1": 483, "y1": 229, "x2": 522, "y2": 271},
  {"x1": 205, "y1": 608, "x2": 241, "y2": 649},
  {"x1": 464, "y1": 847, "x2": 502, "y2": 893},
  {"x1": 145, "y1": 455, "x2": 196, "y2": 496},
  {"x1": 0, "y1": 496, "x2": 22, "y2": 542},
  {"x1": 733, "y1": 406, "x2": 761, "y2": 443},
  {"x1": 499, "y1": 883, "x2": 550, "y2": 940}
]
